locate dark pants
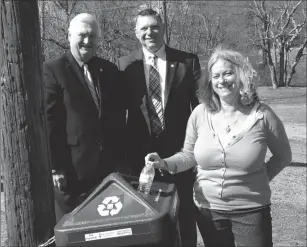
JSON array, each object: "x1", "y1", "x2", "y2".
[
  {"x1": 124, "y1": 164, "x2": 197, "y2": 247},
  {"x1": 156, "y1": 168, "x2": 197, "y2": 247},
  {"x1": 53, "y1": 152, "x2": 119, "y2": 223},
  {"x1": 149, "y1": 135, "x2": 198, "y2": 247},
  {"x1": 124, "y1": 134, "x2": 198, "y2": 247},
  {"x1": 53, "y1": 172, "x2": 104, "y2": 223},
  {"x1": 195, "y1": 205, "x2": 273, "y2": 247}
]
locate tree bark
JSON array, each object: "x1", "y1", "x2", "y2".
[
  {"x1": 268, "y1": 63, "x2": 278, "y2": 89},
  {"x1": 266, "y1": 40, "x2": 278, "y2": 89},
  {"x1": 279, "y1": 42, "x2": 285, "y2": 87},
  {"x1": 40, "y1": 0, "x2": 46, "y2": 58},
  {"x1": 161, "y1": 0, "x2": 169, "y2": 45},
  {"x1": 0, "y1": 1, "x2": 55, "y2": 246},
  {"x1": 284, "y1": 47, "x2": 289, "y2": 87},
  {"x1": 286, "y1": 41, "x2": 307, "y2": 86}
]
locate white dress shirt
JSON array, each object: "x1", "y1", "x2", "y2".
[
  {"x1": 140, "y1": 45, "x2": 168, "y2": 135},
  {"x1": 143, "y1": 45, "x2": 167, "y2": 109}
]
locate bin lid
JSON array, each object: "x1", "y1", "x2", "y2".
[
  {"x1": 54, "y1": 173, "x2": 179, "y2": 246},
  {"x1": 55, "y1": 173, "x2": 177, "y2": 231}
]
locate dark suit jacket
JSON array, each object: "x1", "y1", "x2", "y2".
[
  {"x1": 118, "y1": 46, "x2": 201, "y2": 176},
  {"x1": 44, "y1": 51, "x2": 126, "y2": 193}
]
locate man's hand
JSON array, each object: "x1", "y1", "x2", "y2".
[{"x1": 52, "y1": 170, "x2": 67, "y2": 190}]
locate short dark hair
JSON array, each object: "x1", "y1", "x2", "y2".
[{"x1": 134, "y1": 8, "x2": 163, "y2": 25}]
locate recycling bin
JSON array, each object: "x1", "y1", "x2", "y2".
[{"x1": 54, "y1": 172, "x2": 181, "y2": 247}]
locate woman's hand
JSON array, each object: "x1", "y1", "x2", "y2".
[
  {"x1": 52, "y1": 170, "x2": 67, "y2": 191},
  {"x1": 145, "y1": 152, "x2": 166, "y2": 170}
]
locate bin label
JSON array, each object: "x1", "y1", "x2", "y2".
[
  {"x1": 97, "y1": 196, "x2": 123, "y2": 217},
  {"x1": 84, "y1": 228, "x2": 132, "y2": 241}
]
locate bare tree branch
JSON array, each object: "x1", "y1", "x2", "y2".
[{"x1": 42, "y1": 37, "x2": 69, "y2": 50}]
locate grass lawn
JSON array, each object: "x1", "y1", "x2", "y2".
[
  {"x1": 259, "y1": 87, "x2": 306, "y2": 247},
  {"x1": 1, "y1": 86, "x2": 306, "y2": 246}
]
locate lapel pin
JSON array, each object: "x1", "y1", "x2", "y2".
[
  {"x1": 171, "y1": 64, "x2": 174, "y2": 68},
  {"x1": 256, "y1": 111, "x2": 264, "y2": 120},
  {"x1": 100, "y1": 68, "x2": 103, "y2": 72}
]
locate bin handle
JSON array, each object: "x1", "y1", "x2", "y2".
[{"x1": 38, "y1": 236, "x2": 55, "y2": 247}]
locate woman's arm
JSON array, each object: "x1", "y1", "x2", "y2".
[
  {"x1": 262, "y1": 104, "x2": 292, "y2": 181},
  {"x1": 146, "y1": 105, "x2": 202, "y2": 173}
]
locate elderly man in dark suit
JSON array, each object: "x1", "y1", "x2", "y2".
[
  {"x1": 117, "y1": 9, "x2": 201, "y2": 247},
  {"x1": 43, "y1": 13, "x2": 125, "y2": 222}
]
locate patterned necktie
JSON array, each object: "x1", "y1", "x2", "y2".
[
  {"x1": 83, "y1": 63, "x2": 100, "y2": 110},
  {"x1": 148, "y1": 55, "x2": 164, "y2": 136}
]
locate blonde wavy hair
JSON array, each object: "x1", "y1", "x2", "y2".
[{"x1": 198, "y1": 48, "x2": 259, "y2": 113}]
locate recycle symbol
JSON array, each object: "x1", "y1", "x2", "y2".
[{"x1": 97, "y1": 196, "x2": 123, "y2": 217}]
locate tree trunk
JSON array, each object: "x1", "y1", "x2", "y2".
[
  {"x1": 257, "y1": 22, "x2": 267, "y2": 66},
  {"x1": 262, "y1": 47, "x2": 267, "y2": 66},
  {"x1": 286, "y1": 41, "x2": 307, "y2": 86},
  {"x1": 0, "y1": 1, "x2": 55, "y2": 246},
  {"x1": 40, "y1": 0, "x2": 46, "y2": 58},
  {"x1": 266, "y1": 40, "x2": 278, "y2": 88},
  {"x1": 284, "y1": 48, "x2": 289, "y2": 87},
  {"x1": 162, "y1": 0, "x2": 169, "y2": 45},
  {"x1": 268, "y1": 63, "x2": 278, "y2": 89},
  {"x1": 273, "y1": 42, "x2": 277, "y2": 66},
  {"x1": 279, "y1": 42, "x2": 285, "y2": 87}
]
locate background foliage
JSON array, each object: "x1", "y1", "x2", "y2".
[{"x1": 38, "y1": 0, "x2": 306, "y2": 87}]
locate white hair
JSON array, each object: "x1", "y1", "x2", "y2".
[{"x1": 68, "y1": 13, "x2": 101, "y2": 37}]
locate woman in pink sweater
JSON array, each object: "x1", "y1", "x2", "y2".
[{"x1": 145, "y1": 48, "x2": 292, "y2": 247}]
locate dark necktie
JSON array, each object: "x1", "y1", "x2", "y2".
[
  {"x1": 147, "y1": 55, "x2": 164, "y2": 136},
  {"x1": 83, "y1": 63, "x2": 100, "y2": 110}
]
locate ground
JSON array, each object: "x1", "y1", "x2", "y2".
[
  {"x1": 258, "y1": 87, "x2": 306, "y2": 247},
  {"x1": 1, "y1": 87, "x2": 306, "y2": 246}
]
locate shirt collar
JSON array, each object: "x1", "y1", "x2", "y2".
[
  {"x1": 143, "y1": 44, "x2": 166, "y2": 62},
  {"x1": 70, "y1": 51, "x2": 93, "y2": 68},
  {"x1": 77, "y1": 61, "x2": 84, "y2": 68}
]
